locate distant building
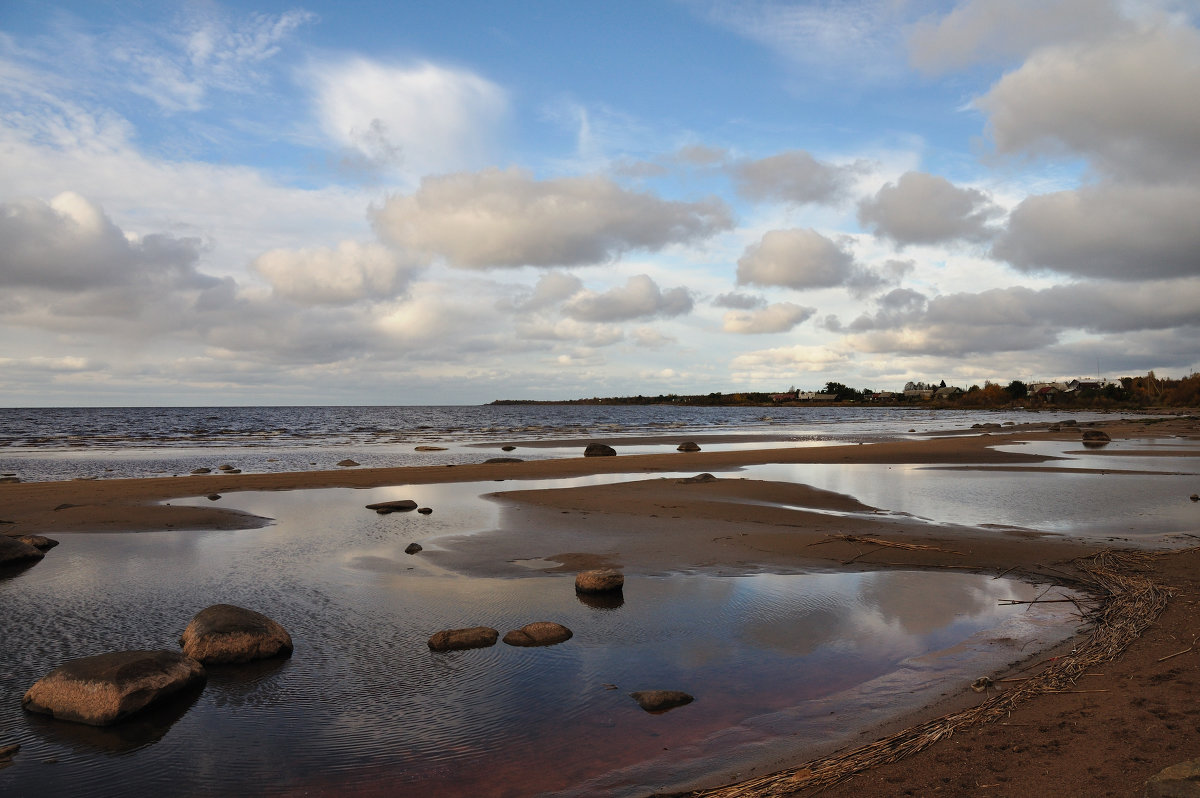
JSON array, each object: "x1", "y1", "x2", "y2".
[
  {"x1": 934, "y1": 386, "x2": 963, "y2": 399},
  {"x1": 797, "y1": 392, "x2": 836, "y2": 401}
]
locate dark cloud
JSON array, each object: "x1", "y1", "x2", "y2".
[
  {"x1": 371, "y1": 167, "x2": 733, "y2": 269},
  {"x1": 993, "y1": 183, "x2": 1200, "y2": 280},
  {"x1": 858, "y1": 172, "x2": 1000, "y2": 246}
]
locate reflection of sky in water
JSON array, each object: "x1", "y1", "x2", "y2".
[
  {"x1": 0, "y1": 486, "x2": 1080, "y2": 797},
  {"x1": 745, "y1": 438, "x2": 1199, "y2": 537}
]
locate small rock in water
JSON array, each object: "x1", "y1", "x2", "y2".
[
  {"x1": 366, "y1": 499, "x2": 418, "y2": 513},
  {"x1": 503, "y1": 622, "x2": 573, "y2": 647},
  {"x1": 427, "y1": 627, "x2": 498, "y2": 652},
  {"x1": 417, "y1": 507, "x2": 433, "y2": 515},
  {"x1": 190, "y1": 468, "x2": 212, "y2": 475},
  {"x1": 0, "y1": 535, "x2": 45, "y2": 566},
  {"x1": 337, "y1": 459, "x2": 360, "y2": 467},
  {"x1": 405, "y1": 542, "x2": 423, "y2": 554},
  {"x1": 1190, "y1": 494, "x2": 1199, "y2": 502},
  {"x1": 677, "y1": 473, "x2": 717, "y2": 484},
  {"x1": 629, "y1": 690, "x2": 694, "y2": 713},
  {"x1": 485, "y1": 457, "x2": 523, "y2": 464},
  {"x1": 415, "y1": 445, "x2": 447, "y2": 452},
  {"x1": 218, "y1": 464, "x2": 236, "y2": 471},
  {"x1": 207, "y1": 494, "x2": 221, "y2": 501},
  {"x1": 501, "y1": 445, "x2": 517, "y2": 452},
  {"x1": 584, "y1": 443, "x2": 616, "y2": 457},
  {"x1": 676, "y1": 441, "x2": 701, "y2": 452},
  {"x1": 0, "y1": 476, "x2": 20, "y2": 484},
  {"x1": 179, "y1": 604, "x2": 293, "y2": 665},
  {"x1": 575, "y1": 569, "x2": 624, "y2": 594},
  {"x1": 16, "y1": 535, "x2": 58, "y2": 551}
]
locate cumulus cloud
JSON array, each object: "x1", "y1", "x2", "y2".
[
  {"x1": 251, "y1": 241, "x2": 416, "y2": 305},
  {"x1": 731, "y1": 150, "x2": 861, "y2": 205},
  {"x1": 563, "y1": 274, "x2": 693, "y2": 322},
  {"x1": 736, "y1": 228, "x2": 857, "y2": 290},
  {"x1": 500, "y1": 271, "x2": 585, "y2": 313},
  {"x1": 513, "y1": 317, "x2": 624, "y2": 347},
  {"x1": 0, "y1": 192, "x2": 212, "y2": 292},
  {"x1": 372, "y1": 167, "x2": 733, "y2": 269},
  {"x1": 907, "y1": 0, "x2": 1124, "y2": 74},
  {"x1": 993, "y1": 182, "x2": 1200, "y2": 280},
  {"x1": 975, "y1": 22, "x2": 1200, "y2": 182},
  {"x1": 313, "y1": 59, "x2": 508, "y2": 176},
  {"x1": 631, "y1": 326, "x2": 676, "y2": 348},
  {"x1": 722, "y1": 301, "x2": 816, "y2": 334},
  {"x1": 858, "y1": 171, "x2": 1000, "y2": 246}
]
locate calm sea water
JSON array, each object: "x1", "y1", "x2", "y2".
[{"x1": 0, "y1": 404, "x2": 1113, "y2": 482}]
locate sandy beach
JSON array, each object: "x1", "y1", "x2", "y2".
[{"x1": 3, "y1": 414, "x2": 1200, "y2": 796}]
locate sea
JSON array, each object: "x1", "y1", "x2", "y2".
[
  {"x1": 2, "y1": 404, "x2": 1193, "y2": 796},
  {"x1": 0, "y1": 403, "x2": 1114, "y2": 483}
]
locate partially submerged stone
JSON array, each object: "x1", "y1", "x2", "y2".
[
  {"x1": 22, "y1": 650, "x2": 205, "y2": 726},
  {"x1": 16, "y1": 535, "x2": 58, "y2": 551},
  {"x1": 630, "y1": 690, "x2": 694, "y2": 713},
  {"x1": 428, "y1": 626, "x2": 498, "y2": 652},
  {"x1": 502, "y1": 622, "x2": 573, "y2": 647},
  {"x1": 417, "y1": 507, "x2": 433, "y2": 515},
  {"x1": 405, "y1": 542, "x2": 423, "y2": 554},
  {"x1": 676, "y1": 441, "x2": 701, "y2": 452},
  {"x1": 366, "y1": 499, "x2": 418, "y2": 513},
  {"x1": 575, "y1": 569, "x2": 624, "y2": 594},
  {"x1": 485, "y1": 457, "x2": 524, "y2": 464},
  {"x1": 337, "y1": 459, "x2": 360, "y2": 467},
  {"x1": 0, "y1": 535, "x2": 44, "y2": 566},
  {"x1": 1081, "y1": 429, "x2": 1111, "y2": 447},
  {"x1": 584, "y1": 443, "x2": 616, "y2": 457},
  {"x1": 415, "y1": 445, "x2": 447, "y2": 452},
  {"x1": 180, "y1": 604, "x2": 293, "y2": 665},
  {"x1": 677, "y1": 473, "x2": 717, "y2": 484}
]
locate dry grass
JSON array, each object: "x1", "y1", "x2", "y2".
[{"x1": 684, "y1": 549, "x2": 1173, "y2": 798}]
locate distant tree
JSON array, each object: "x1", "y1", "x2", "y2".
[
  {"x1": 939, "y1": 379, "x2": 947, "y2": 388},
  {"x1": 1005, "y1": 380, "x2": 1028, "y2": 399},
  {"x1": 823, "y1": 381, "x2": 860, "y2": 401}
]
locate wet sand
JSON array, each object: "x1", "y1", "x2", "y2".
[{"x1": 3, "y1": 414, "x2": 1200, "y2": 796}]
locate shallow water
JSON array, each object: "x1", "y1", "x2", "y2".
[{"x1": 0, "y1": 485, "x2": 1079, "y2": 797}]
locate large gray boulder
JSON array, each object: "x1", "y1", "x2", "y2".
[
  {"x1": 0, "y1": 535, "x2": 44, "y2": 567},
  {"x1": 179, "y1": 604, "x2": 293, "y2": 665},
  {"x1": 503, "y1": 622, "x2": 573, "y2": 647},
  {"x1": 584, "y1": 443, "x2": 616, "y2": 457},
  {"x1": 630, "y1": 690, "x2": 694, "y2": 713},
  {"x1": 1146, "y1": 758, "x2": 1200, "y2": 797},
  {"x1": 23, "y1": 650, "x2": 205, "y2": 726},
  {"x1": 428, "y1": 626, "x2": 499, "y2": 652},
  {"x1": 575, "y1": 569, "x2": 624, "y2": 594}
]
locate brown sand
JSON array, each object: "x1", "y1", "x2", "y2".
[{"x1": 3, "y1": 414, "x2": 1199, "y2": 796}]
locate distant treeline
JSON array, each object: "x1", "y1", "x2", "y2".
[{"x1": 492, "y1": 371, "x2": 1200, "y2": 409}]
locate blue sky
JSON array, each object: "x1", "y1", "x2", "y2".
[{"x1": 1, "y1": 0, "x2": 1198, "y2": 405}]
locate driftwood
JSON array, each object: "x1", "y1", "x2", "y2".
[{"x1": 684, "y1": 549, "x2": 1174, "y2": 798}]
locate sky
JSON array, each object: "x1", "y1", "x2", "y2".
[{"x1": 1, "y1": 0, "x2": 1198, "y2": 406}]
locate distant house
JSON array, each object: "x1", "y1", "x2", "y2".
[
  {"x1": 867, "y1": 391, "x2": 897, "y2": 402},
  {"x1": 934, "y1": 386, "x2": 963, "y2": 399},
  {"x1": 797, "y1": 392, "x2": 836, "y2": 401},
  {"x1": 1032, "y1": 384, "x2": 1063, "y2": 403},
  {"x1": 903, "y1": 381, "x2": 936, "y2": 399},
  {"x1": 770, "y1": 392, "x2": 797, "y2": 402}
]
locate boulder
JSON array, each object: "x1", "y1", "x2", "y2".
[
  {"x1": 503, "y1": 622, "x2": 573, "y2": 647},
  {"x1": 0, "y1": 476, "x2": 20, "y2": 484},
  {"x1": 22, "y1": 650, "x2": 205, "y2": 726},
  {"x1": 16, "y1": 535, "x2": 58, "y2": 551},
  {"x1": 584, "y1": 444, "x2": 616, "y2": 457},
  {"x1": 1146, "y1": 758, "x2": 1200, "y2": 797},
  {"x1": 1191, "y1": 494, "x2": 1199, "y2": 502},
  {"x1": 575, "y1": 569, "x2": 624, "y2": 594},
  {"x1": 501, "y1": 445, "x2": 517, "y2": 452},
  {"x1": 190, "y1": 468, "x2": 212, "y2": 474},
  {"x1": 629, "y1": 690, "x2": 694, "y2": 713},
  {"x1": 207, "y1": 494, "x2": 221, "y2": 501},
  {"x1": 414, "y1": 445, "x2": 447, "y2": 452},
  {"x1": 1081, "y1": 429, "x2": 1111, "y2": 447},
  {"x1": 427, "y1": 626, "x2": 498, "y2": 652},
  {"x1": 405, "y1": 542, "x2": 423, "y2": 554},
  {"x1": 217, "y1": 464, "x2": 236, "y2": 471},
  {"x1": 417, "y1": 507, "x2": 433, "y2": 515},
  {"x1": 676, "y1": 441, "x2": 701, "y2": 452},
  {"x1": 0, "y1": 535, "x2": 44, "y2": 566},
  {"x1": 485, "y1": 457, "x2": 524, "y2": 464},
  {"x1": 366, "y1": 499, "x2": 418, "y2": 513},
  {"x1": 179, "y1": 604, "x2": 293, "y2": 665},
  {"x1": 677, "y1": 473, "x2": 717, "y2": 484},
  {"x1": 337, "y1": 459, "x2": 360, "y2": 467}
]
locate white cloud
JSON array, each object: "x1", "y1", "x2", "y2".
[
  {"x1": 312, "y1": 58, "x2": 508, "y2": 176},
  {"x1": 722, "y1": 301, "x2": 816, "y2": 334},
  {"x1": 713, "y1": 291, "x2": 766, "y2": 310},
  {"x1": 858, "y1": 171, "x2": 1000, "y2": 246},
  {"x1": 730, "y1": 344, "x2": 851, "y2": 382},
  {"x1": 372, "y1": 167, "x2": 733, "y2": 269},
  {"x1": 252, "y1": 240, "x2": 416, "y2": 305},
  {"x1": 563, "y1": 274, "x2": 694, "y2": 322},
  {"x1": 907, "y1": 0, "x2": 1125, "y2": 74},
  {"x1": 736, "y1": 228, "x2": 857, "y2": 290}
]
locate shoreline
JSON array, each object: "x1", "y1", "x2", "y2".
[{"x1": 4, "y1": 414, "x2": 1200, "y2": 795}]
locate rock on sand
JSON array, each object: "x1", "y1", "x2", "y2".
[
  {"x1": 22, "y1": 650, "x2": 206, "y2": 726},
  {"x1": 179, "y1": 604, "x2": 293, "y2": 665},
  {"x1": 584, "y1": 443, "x2": 616, "y2": 457},
  {"x1": 1, "y1": 535, "x2": 45, "y2": 566},
  {"x1": 1146, "y1": 758, "x2": 1200, "y2": 797},
  {"x1": 676, "y1": 441, "x2": 701, "y2": 452}
]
